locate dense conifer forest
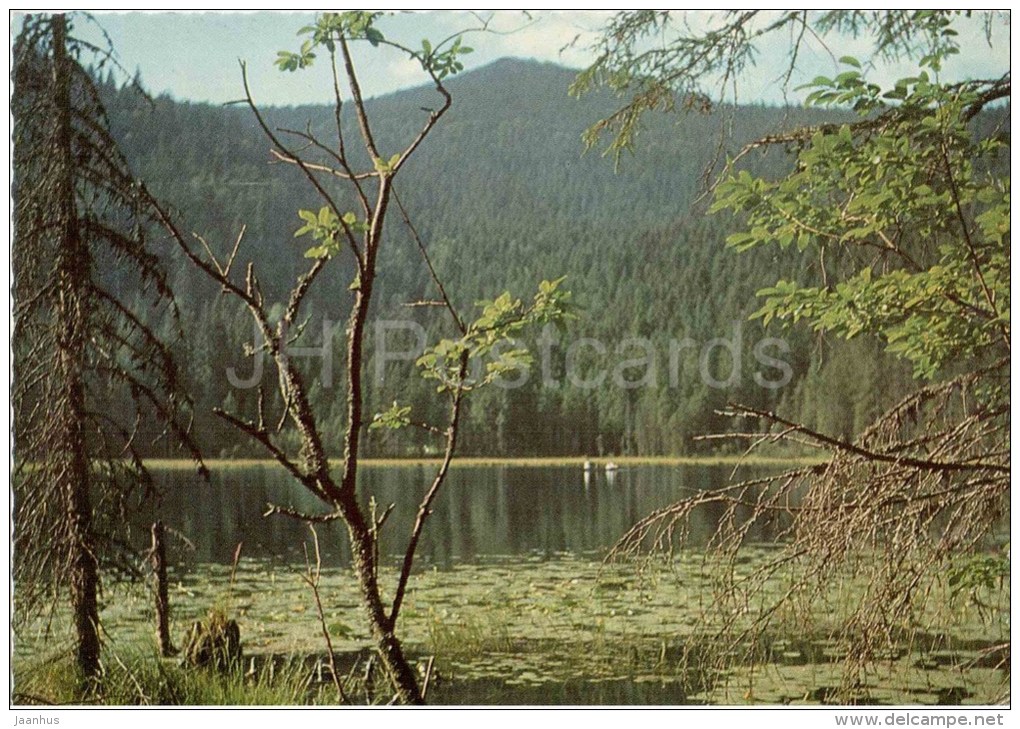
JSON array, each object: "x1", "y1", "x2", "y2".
[{"x1": 95, "y1": 58, "x2": 996, "y2": 458}]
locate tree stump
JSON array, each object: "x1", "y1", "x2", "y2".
[{"x1": 181, "y1": 610, "x2": 242, "y2": 672}]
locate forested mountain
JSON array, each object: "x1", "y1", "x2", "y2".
[{"x1": 98, "y1": 58, "x2": 932, "y2": 458}]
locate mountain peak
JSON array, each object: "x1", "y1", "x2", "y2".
[
  {"x1": 456, "y1": 57, "x2": 577, "y2": 84},
  {"x1": 481, "y1": 57, "x2": 568, "y2": 72}
]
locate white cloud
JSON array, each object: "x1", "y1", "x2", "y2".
[{"x1": 480, "y1": 11, "x2": 611, "y2": 67}]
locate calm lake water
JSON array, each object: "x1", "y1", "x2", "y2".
[
  {"x1": 17, "y1": 463, "x2": 1003, "y2": 706},
  {"x1": 152, "y1": 463, "x2": 787, "y2": 569}
]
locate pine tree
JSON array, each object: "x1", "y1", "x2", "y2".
[{"x1": 12, "y1": 13, "x2": 203, "y2": 685}]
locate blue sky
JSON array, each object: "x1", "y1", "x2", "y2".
[
  {"x1": 53, "y1": 11, "x2": 611, "y2": 105},
  {"x1": 18, "y1": 11, "x2": 1011, "y2": 107}
]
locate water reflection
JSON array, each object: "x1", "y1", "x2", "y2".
[{"x1": 151, "y1": 464, "x2": 788, "y2": 569}]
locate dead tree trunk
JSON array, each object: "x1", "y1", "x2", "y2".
[
  {"x1": 52, "y1": 13, "x2": 101, "y2": 683},
  {"x1": 14, "y1": 14, "x2": 206, "y2": 691},
  {"x1": 151, "y1": 521, "x2": 175, "y2": 657}
]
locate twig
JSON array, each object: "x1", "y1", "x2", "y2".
[
  {"x1": 303, "y1": 525, "x2": 348, "y2": 704},
  {"x1": 264, "y1": 504, "x2": 345, "y2": 523},
  {"x1": 239, "y1": 61, "x2": 364, "y2": 268},
  {"x1": 389, "y1": 355, "x2": 468, "y2": 627},
  {"x1": 229, "y1": 541, "x2": 243, "y2": 588},
  {"x1": 393, "y1": 189, "x2": 465, "y2": 334},
  {"x1": 726, "y1": 403, "x2": 1010, "y2": 475},
  {"x1": 420, "y1": 656, "x2": 436, "y2": 701}
]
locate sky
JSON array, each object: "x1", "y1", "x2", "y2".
[
  {"x1": 43, "y1": 10, "x2": 613, "y2": 106},
  {"x1": 12, "y1": 10, "x2": 1012, "y2": 107}
]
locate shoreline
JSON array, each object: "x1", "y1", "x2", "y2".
[{"x1": 143, "y1": 455, "x2": 824, "y2": 469}]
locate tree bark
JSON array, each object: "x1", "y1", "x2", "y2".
[
  {"x1": 332, "y1": 176, "x2": 424, "y2": 704},
  {"x1": 52, "y1": 13, "x2": 101, "y2": 683},
  {"x1": 334, "y1": 490, "x2": 423, "y2": 704}
]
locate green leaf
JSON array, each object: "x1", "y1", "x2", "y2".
[{"x1": 370, "y1": 402, "x2": 412, "y2": 430}]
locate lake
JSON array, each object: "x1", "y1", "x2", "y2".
[
  {"x1": 15, "y1": 461, "x2": 1005, "y2": 706},
  {"x1": 151, "y1": 462, "x2": 790, "y2": 569}
]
